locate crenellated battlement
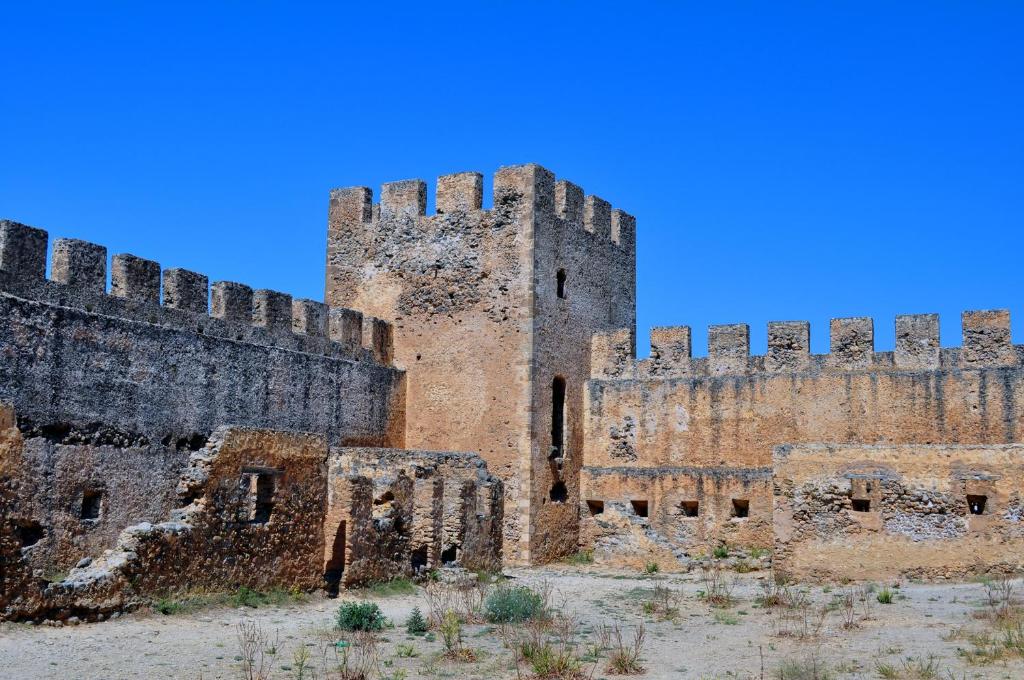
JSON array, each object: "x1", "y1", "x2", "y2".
[
  {"x1": 0, "y1": 219, "x2": 393, "y2": 365},
  {"x1": 328, "y1": 164, "x2": 635, "y2": 252},
  {"x1": 591, "y1": 310, "x2": 1021, "y2": 381}
]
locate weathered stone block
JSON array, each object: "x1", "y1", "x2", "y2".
[
  {"x1": 709, "y1": 324, "x2": 750, "y2": 375},
  {"x1": 591, "y1": 328, "x2": 635, "y2": 379},
  {"x1": 381, "y1": 179, "x2": 426, "y2": 220},
  {"x1": 584, "y1": 195, "x2": 611, "y2": 238},
  {"x1": 51, "y1": 238, "x2": 106, "y2": 294},
  {"x1": 830, "y1": 317, "x2": 873, "y2": 369},
  {"x1": 895, "y1": 313, "x2": 939, "y2": 370},
  {"x1": 555, "y1": 180, "x2": 584, "y2": 227},
  {"x1": 436, "y1": 172, "x2": 482, "y2": 214},
  {"x1": 362, "y1": 315, "x2": 393, "y2": 364},
  {"x1": 253, "y1": 289, "x2": 293, "y2": 333},
  {"x1": 611, "y1": 209, "x2": 635, "y2": 248},
  {"x1": 648, "y1": 326, "x2": 691, "y2": 376},
  {"x1": 0, "y1": 220, "x2": 48, "y2": 281},
  {"x1": 162, "y1": 268, "x2": 209, "y2": 314},
  {"x1": 766, "y1": 321, "x2": 810, "y2": 372},
  {"x1": 961, "y1": 309, "x2": 1016, "y2": 367},
  {"x1": 210, "y1": 281, "x2": 253, "y2": 323},
  {"x1": 110, "y1": 254, "x2": 160, "y2": 303},
  {"x1": 292, "y1": 299, "x2": 328, "y2": 337},
  {"x1": 329, "y1": 307, "x2": 363, "y2": 353}
]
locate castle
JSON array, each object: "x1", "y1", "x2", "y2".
[{"x1": 1, "y1": 163, "x2": 1022, "y2": 622}]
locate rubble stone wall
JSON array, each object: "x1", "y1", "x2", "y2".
[
  {"x1": 2, "y1": 425, "x2": 329, "y2": 622},
  {"x1": 579, "y1": 466, "x2": 771, "y2": 571},
  {"x1": 326, "y1": 448, "x2": 503, "y2": 587},
  {"x1": 773, "y1": 443, "x2": 1024, "y2": 581}
]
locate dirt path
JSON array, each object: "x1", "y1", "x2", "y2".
[{"x1": 1, "y1": 567, "x2": 1021, "y2": 679}]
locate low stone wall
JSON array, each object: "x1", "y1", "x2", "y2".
[
  {"x1": 326, "y1": 448, "x2": 504, "y2": 588},
  {"x1": 579, "y1": 466, "x2": 772, "y2": 571},
  {"x1": 773, "y1": 443, "x2": 1024, "y2": 581},
  {"x1": 2, "y1": 423, "x2": 329, "y2": 621}
]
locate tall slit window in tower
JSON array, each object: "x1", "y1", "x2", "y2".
[
  {"x1": 550, "y1": 376, "x2": 566, "y2": 463},
  {"x1": 556, "y1": 269, "x2": 567, "y2": 298}
]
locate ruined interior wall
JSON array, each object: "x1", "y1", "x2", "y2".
[
  {"x1": 2, "y1": 426, "x2": 329, "y2": 622},
  {"x1": 527, "y1": 169, "x2": 636, "y2": 563},
  {"x1": 579, "y1": 466, "x2": 772, "y2": 571},
  {"x1": 773, "y1": 443, "x2": 1024, "y2": 581},
  {"x1": 16, "y1": 438, "x2": 187, "y2": 574},
  {"x1": 326, "y1": 448, "x2": 503, "y2": 587},
  {"x1": 325, "y1": 171, "x2": 534, "y2": 558}
]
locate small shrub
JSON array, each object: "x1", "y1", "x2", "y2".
[
  {"x1": 877, "y1": 587, "x2": 894, "y2": 604},
  {"x1": 643, "y1": 562, "x2": 659, "y2": 575},
  {"x1": 565, "y1": 550, "x2": 594, "y2": 565},
  {"x1": 439, "y1": 610, "x2": 476, "y2": 661},
  {"x1": 775, "y1": 654, "x2": 832, "y2": 680},
  {"x1": 713, "y1": 610, "x2": 739, "y2": 625},
  {"x1": 606, "y1": 623, "x2": 645, "y2": 674},
  {"x1": 405, "y1": 606, "x2": 428, "y2": 635},
  {"x1": 712, "y1": 545, "x2": 729, "y2": 559},
  {"x1": 365, "y1": 578, "x2": 416, "y2": 598},
  {"x1": 484, "y1": 584, "x2": 545, "y2": 623},
  {"x1": 336, "y1": 601, "x2": 386, "y2": 631},
  {"x1": 394, "y1": 643, "x2": 417, "y2": 658}
]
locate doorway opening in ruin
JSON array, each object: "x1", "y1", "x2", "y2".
[
  {"x1": 324, "y1": 520, "x2": 346, "y2": 597},
  {"x1": 967, "y1": 494, "x2": 988, "y2": 515},
  {"x1": 549, "y1": 481, "x2": 568, "y2": 503},
  {"x1": 851, "y1": 499, "x2": 871, "y2": 512},
  {"x1": 16, "y1": 520, "x2": 44, "y2": 547},
  {"x1": 586, "y1": 500, "x2": 604, "y2": 515},
  {"x1": 630, "y1": 500, "x2": 649, "y2": 518},
  {"x1": 441, "y1": 545, "x2": 458, "y2": 565},
  {"x1": 731, "y1": 499, "x2": 749, "y2": 519},
  {"x1": 556, "y1": 269, "x2": 567, "y2": 298},
  {"x1": 550, "y1": 376, "x2": 566, "y2": 464},
  {"x1": 411, "y1": 546, "x2": 428, "y2": 573},
  {"x1": 81, "y1": 490, "x2": 103, "y2": 521},
  {"x1": 680, "y1": 500, "x2": 699, "y2": 517}
]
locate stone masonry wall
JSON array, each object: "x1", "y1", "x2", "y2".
[
  {"x1": 773, "y1": 443, "x2": 1024, "y2": 581},
  {"x1": 0, "y1": 219, "x2": 405, "y2": 451},
  {"x1": 584, "y1": 312, "x2": 1024, "y2": 555},
  {"x1": 2, "y1": 424, "x2": 330, "y2": 622},
  {"x1": 325, "y1": 448, "x2": 503, "y2": 588},
  {"x1": 325, "y1": 164, "x2": 634, "y2": 564},
  {"x1": 579, "y1": 466, "x2": 771, "y2": 571}
]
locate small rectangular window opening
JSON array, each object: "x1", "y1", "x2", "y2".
[
  {"x1": 630, "y1": 500, "x2": 649, "y2": 518},
  {"x1": 556, "y1": 269, "x2": 567, "y2": 298},
  {"x1": 81, "y1": 490, "x2": 102, "y2": 520},
  {"x1": 248, "y1": 473, "x2": 275, "y2": 524},
  {"x1": 851, "y1": 498, "x2": 871, "y2": 512},
  {"x1": 731, "y1": 499, "x2": 749, "y2": 519},
  {"x1": 680, "y1": 500, "x2": 699, "y2": 517},
  {"x1": 967, "y1": 494, "x2": 987, "y2": 515},
  {"x1": 586, "y1": 500, "x2": 604, "y2": 516}
]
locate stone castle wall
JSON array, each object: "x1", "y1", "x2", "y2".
[
  {"x1": 773, "y1": 443, "x2": 1024, "y2": 581},
  {"x1": 0, "y1": 220, "x2": 405, "y2": 451},
  {"x1": 325, "y1": 164, "x2": 634, "y2": 563},
  {"x1": 581, "y1": 312, "x2": 1024, "y2": 567}
]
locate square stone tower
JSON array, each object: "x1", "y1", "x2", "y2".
[{"x1": 325, "y1": 164, "x2": 635, "y2": 564}]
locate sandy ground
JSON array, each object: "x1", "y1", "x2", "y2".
[{"x1": 1, "y1": 566, "x2": 1023, "y2": 680}]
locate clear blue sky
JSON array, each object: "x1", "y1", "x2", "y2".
[{"x1": 2, "y1": 3, "x2": 1021, "y2": 357}]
